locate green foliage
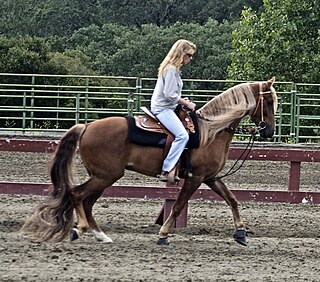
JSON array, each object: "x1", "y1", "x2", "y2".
[
  {"x1": 172, "y1": 0, "x2": 263, "y2": 25},
  {"x1": 69, "y1": 19, "x2": 236, "y2": 80},
  {"x1": 228, "y1": 0, "x2": 320, "y2": 83},
  {"x1": 34, "y1": 120, "x2": 60, "y2": 130},
  {"x1": 0, "y1": 0, "x2": 262, "y2": 37},
  {"x1": 0, "y1": 36, "x2": 51, "y2": 73},
  {"x1": 228, "y1": 0, "x2": 320, "y2": 140},
  {"x1": 48, "y1": 50, "x2": 98, "y2": 75},
  {"x1": 5, "y1": 119, "x2": 16, "y2": 128},
  {"x1": 0, "y1": 0, "x2": 103, "y2": 37},
  {"x1": 99, "y1": 0, "x2": 263, "y2": 27},
  {"x1": 4, "y1": 0, "x2": 319, "y2": 85},
  {"x1": 0, "y1": 0, "x2": 264, "y2": 80},
  {"x1": 0, "y1": 35, "x2": 98, "y2": 76}
]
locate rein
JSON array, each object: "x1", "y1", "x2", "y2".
[{"x1": 213, "y1": 131, "x2": 256, "y2": 181}]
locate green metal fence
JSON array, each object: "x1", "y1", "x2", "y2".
[{"x1": 0, "y1": 73, "x2": 319, "y2": 143}]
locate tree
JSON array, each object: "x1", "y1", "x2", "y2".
[
  {"x1": 171, "y1": 0, "x2": 263, "y2": 25},
  {"x1": 100, "y1": 0, "x2": 263, "y2": 27},
  {"x1": 48, "y1": 50, "x2": 98, "y2": 75},
  {"x1": 0, "y1": 0, "x2": 103, "y2": 37},
  {"x1": 0, "y1": 36, "x2": 52, "y2": 73},
  {"x1": 69, "y1": 19, "x2": 236, "y2": 80},
  {"x1": 0, "y1": 0, "x2": 262, "y2": 36},
  {"x1": 228, "y1": 0, "x2": 320, "y2": 83},
  {"x1": 0, "y1": 35, "x2": 97, "y2": 76}
]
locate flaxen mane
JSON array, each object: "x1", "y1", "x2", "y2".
[{"x1": 196, "y1": 83, "x2": 256, "y2": 146}]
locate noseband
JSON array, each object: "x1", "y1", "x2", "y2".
[{"x1": 251, "y1": 83, "x2": 272, "y2": 131}]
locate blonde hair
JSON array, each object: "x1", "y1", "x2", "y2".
[{"x1": 158, "y1": 39, "x2": 196, "y2": 76}]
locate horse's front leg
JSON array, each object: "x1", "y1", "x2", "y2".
[
  {"x1": 157, "y1": 179, "x2": 201, "y2": 245},
  {"x1": 205, "y1": 178, "x2": 249, "y2": 246}
]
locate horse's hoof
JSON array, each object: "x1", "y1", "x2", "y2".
[
  {"x1": 92, "y1": 230, "x2": 113, "y2": 243},
  {"x1": 233, "y1": 229, "x2": 248, "y2": 246},
  {"x1": 156, "y1": 237, "x2": 170, "y2": 246},
  {"x1": 70, "y1": 228, "x2": 79, "y2": 241}
]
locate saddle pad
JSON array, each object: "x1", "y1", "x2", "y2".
[
  {"x1": 126, "y1": 116, "x2": 167, "y2": 147},
  {"x1": 126, "y1": 113, "x2": 200, "y2": 149}
]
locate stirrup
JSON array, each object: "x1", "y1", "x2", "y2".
[
  {"x1": 158, "y1": 171, "x2": 169, "y2": 182},
  {"x1": 157, "y1": 171, "x2": 180, "y2": 182}
]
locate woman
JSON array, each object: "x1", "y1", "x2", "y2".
[{"x1": 151, "y1": 39, "x2": 196, "y2": 182}]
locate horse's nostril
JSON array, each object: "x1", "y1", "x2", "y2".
[{"x1": 259, "y1": 121, "x2": 266, "y2": 130}]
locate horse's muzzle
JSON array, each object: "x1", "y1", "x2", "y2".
[{"x1": 259, "y1": 123, "x2": 274, "y2": 138}]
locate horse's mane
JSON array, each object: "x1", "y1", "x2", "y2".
[{"x1": 196, "y1": 83, "x2": 256, "y2": 146}]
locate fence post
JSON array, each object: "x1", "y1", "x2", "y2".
[
  {"x1": 135, "y1": 77, "x2": 142, "y2": 113},
  {"x1": 127, "y1": 92, "x2": 134, "y2": 116},
  {"x1": 295, "y1": 96, "x2": 300, "y2": 143},
  {"x1": 288, "y1": 161, "x2": 301, "y2": 191},
  {"x1": 154, "y1": 180, "x2": 188, "y2": 228},
  {"x1": 22, "y1": 92, "x2": 27, "y2": 131},
  {"x1": 84, "y1": 77, "x2": 89, "y2": 123},
  {"x1": 290, "y1": 83, "x2": 297, "y2": 142},
  {"x1": 277, "y1": 98, "x2": 283, "y2": 142},
  {"x1": 30, "y1": 75, "x2": 35, "y2": 129},
  {"x1": 75, "y1": 93, "x2": 80, "y2": 124}
]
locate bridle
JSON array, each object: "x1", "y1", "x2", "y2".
[{"x1": 251, "y1": 82, "x2": 272, "y2": 132}]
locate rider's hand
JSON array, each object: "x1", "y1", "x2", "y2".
[
  {"x1": 179, "y1": 98, "x2": 196, "y2": 111},
  {"x1": 186, "y1": 101, "x2": 196, "y2": 111}
]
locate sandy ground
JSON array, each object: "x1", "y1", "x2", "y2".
[{"x1": 1, "y1": 149, "x2": 320, "y2": 281}]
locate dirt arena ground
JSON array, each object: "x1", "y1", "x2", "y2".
[{"x1": 1, "y1": 147, "x2": 320, "y2": 281}]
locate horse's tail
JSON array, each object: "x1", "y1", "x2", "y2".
[{"x1": 21, "y1": 124, "x2": 87, "y2": 242}]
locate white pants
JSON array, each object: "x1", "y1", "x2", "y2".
[{"x1": 155, "y1": 109, "x2": 189, "y2": 172}]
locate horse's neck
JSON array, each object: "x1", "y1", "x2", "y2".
[{"x1": 213, "y1": 119, "x2": 241, "y2": 149}]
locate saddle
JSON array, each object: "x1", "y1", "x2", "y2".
[{"x1": 135, "y1": 106, "x2": 195, "y2": 136}]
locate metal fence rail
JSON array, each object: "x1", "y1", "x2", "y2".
[{"x1": 0, "y1": 73, "x2": 319, "y2": 143}]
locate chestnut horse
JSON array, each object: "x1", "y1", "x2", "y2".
[{"x1": 22, "y1": 77, "x2": 277, "y2": 246}]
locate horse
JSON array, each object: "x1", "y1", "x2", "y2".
[{"x1": 21, "y1": 77, "x2": 277, "y2": 246}]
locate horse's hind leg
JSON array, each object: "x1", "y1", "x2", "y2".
[
  {"x1": 72, "y1": 203, "x2": 89, "y2": 240},
  {"x1": 205, "y1": 178, "x2": 248, "y2": 246},
  {"x1": 82, "y1": 193, "x2": 113, "y2": 243},
  {"x1": 70, "y1": 177, "x2": 114, "y2": 243}
]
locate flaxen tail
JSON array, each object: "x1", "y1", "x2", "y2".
[{"x1": 21, "y1": 124, "x2": 86, "y2": 242}]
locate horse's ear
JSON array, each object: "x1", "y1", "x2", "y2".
[{"x1": 267, "y1": 76, "x2": 275, "y2": 87}]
